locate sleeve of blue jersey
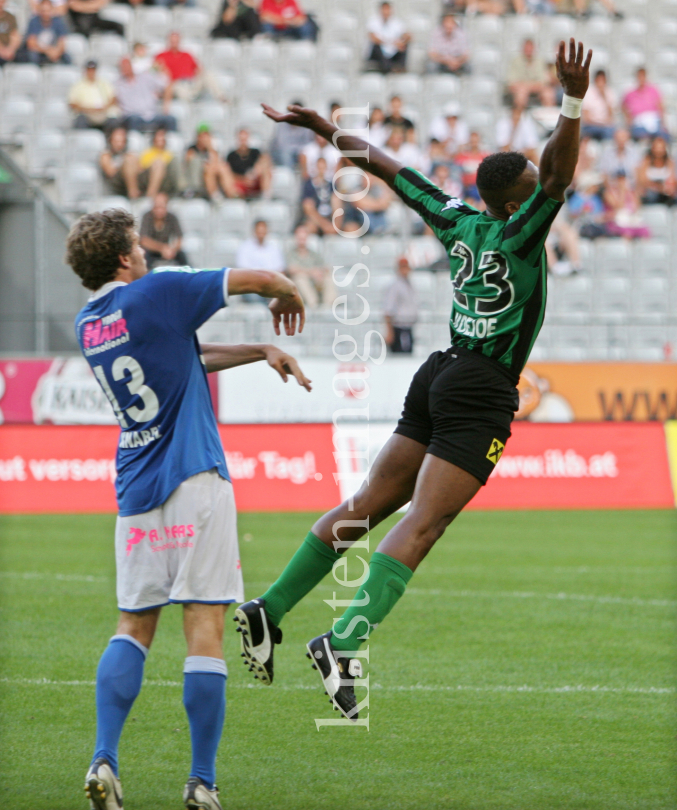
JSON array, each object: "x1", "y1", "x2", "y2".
[{"x1": 143, "y1": 267, "x2": 230, "y2": 339}]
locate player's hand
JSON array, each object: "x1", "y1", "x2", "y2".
[
  {"x1": 268, "y1": 290, "x2": 306, "y2": 336},
  {"x1": 261, "y1": 102, "x2": 323, "y2": 131},
  {"x1": 556, "y1": 38, "x2": 592, "y2": 99},
  {"x1": 264, "y1": 346, "x2": 312, "y2": 391}
]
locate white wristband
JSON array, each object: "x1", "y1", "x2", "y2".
[{"x1": 561, "y1": 94, "x2": 583, "y2": 120}]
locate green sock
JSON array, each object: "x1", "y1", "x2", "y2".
[
  {"x1": 331, "y1": 552, "x2": 413, "y2": 652},
  {"x1": 261, "y1": 532, "x2": 341, "y2": 627}
]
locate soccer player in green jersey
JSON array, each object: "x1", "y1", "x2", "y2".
[{"x1": 235, "y1": 39, "x2": 592, "y2": 720}]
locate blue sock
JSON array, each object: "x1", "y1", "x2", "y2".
[
  {"x1": 92, "y1": 635, "x2": 147, "y2": 776},
  {"x1": 183, "y1": 656, "x2": 227, "y2": 790}
]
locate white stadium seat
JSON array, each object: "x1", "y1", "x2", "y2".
[
  {"x1": 59, "y1": 162, "x2": 100, "y2": 209},
  {"x1": 2, "y1": 64, "x2": 42, "y2": 99},
  {"x1": 0, "y1": 97, "x2": 35, "y2": 141}
]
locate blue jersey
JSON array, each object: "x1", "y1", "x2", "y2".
[{"x1": 75, "y1": 267, "x2": 230, "y2": 516}]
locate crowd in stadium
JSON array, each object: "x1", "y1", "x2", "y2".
[{"x1": 1, "y1": 0, "x2": 675, "y2": 309}]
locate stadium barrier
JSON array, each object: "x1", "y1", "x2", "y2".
[
  {"x1": 2, "y1": 358, "x2": 676, "y2": 425},
  {"x1": 0, "y1": 422, "x2": 675, "y2": 514}
]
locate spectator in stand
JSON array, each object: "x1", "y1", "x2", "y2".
[
  {"x1": 184, "y1": 124, "x2": 235, "y2": 200},
  {"x1": 636, "y1": 136, "x2": 677, "y2": 207},
  {"x1": 367, "y1": 106, "x2": 388, "y2": 148},
  {"x1": 567, "y1": 172, "x2": 607, "y2": 239},
  {"x1": 114, "y1": 56, "x2": 176, "y2": 132},
  {"x1": 454, "y1": 131, "x2": 491, "y2": 204},
  {"x1": 140, "y1": 193, "x2": 188, "y2": 270},
  {"x1": 299, "y1": 133, "x2": 340, "y2": 179},
  {"x1": 28, "y1": 0, "x2": 67, "y2": 15},
  {"x1": 603, "y1": 170, "x2": 651, "y2": 238},
  {"x1": 138, "y1": 128, "x2": 181, "y2": 197},
  {"x1": 546, "y1": 211, "x2": 583, "y2": 276},
  {"x1": 599, "y1": 128, "x2": 639, "y2": 182},
  {"x1": 259, "y1": 0, "x2": 317, "y2": 41},
  {"x1": 496, "y1": 104, "x2": 539, "y2": 163},
  {"x1": 22, "y1": 0, "x2": 70, "y2": 65},
  {"x1": 236, "y1": 219, "x2": 285, "y2": 302},
  {"x1": 582, "y1": 69, "x2": 617, "y2": 141},
  {"x1": 155, "y1": 32, "x2": 225, "y2": 102},
  {"x1": 338, "y1": 174, "x2": 395, "y2": 236},
  {"x1": 622, "y1": 68, "x2": 670, "y2": 142},
  {"x1": 69, "y1": 60, "x2": 118, "y2": 130},
  {"x1": 427, "y1": 12, "x2": 469, "y2": 75},
  {"x1": 430, "y1": 163, "x2": 463, "y2": 199},
  {"x1": 225, "y1": 128, "x2": 271, "y2": 199},
  {"x1": 300, "y1": 156, "x2": 336, "y2": 235},
  {"x1": 0, "y1": 0, "x2": 20, "y2": 66},
  {"x1": 67, "y1": 0, "x2": 124, "y2": 39},
  {"x1": 506, "y1": 38, "x2": 555, "y2": 109},
  {"x1": 429, "y1": 101, "x2": 470, "y2": 159},
  {"x1": 270, "y1": 100, "x2": 314, "y2": 168},
  {"x1": 211, "y1": 0, "x2": 260, "y2": 39},
  {"x1": 130, "y1": 42, "x2": 152, "y2": 75},
  {"x1": 366, "y1": 1, "x2": 410, "y2": 75},
  {"x1": 384, "y1": 257, "x2": 417, "y2": 354},
  {"x1": 286, "y1": 225, "x2": 334, "y2": 309},
  {"x1": 383, "y1": 127, "x2": 423, "y2": 171},
  {"x1": 384, "y1": 95, "x2": 416, "y2": 142},
  {"x1": 100, "y1": 126, "x2": 142, "y2": 198},
  {"x1": 554, "y1": 0, "x2": 623, "y2": 19}
]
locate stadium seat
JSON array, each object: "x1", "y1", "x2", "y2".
[
  {"x1": 323, "y1": 44, "x2": 355, "y2": 73},
  {"x1": 64, "y1": 33, "x2": 89, "y2": 66},
  {"x1": 59, "y1": 162, "x2": 100, "y2": 210},
  {"x1": 472, "y1": 48, "x2": 501, "y2": 78},
  {"x1": 322, "y1": 236, "x2": 361, "y2": 267},
  {"x1": 634, "y1": 327, "x2": 667, "y2": 361},
  {"x1": 242, "y1": 71, "x2": 275, "y2": 99},
  {"x1": 593, "y1": 276, "x2": 631, "y2": 316},
  {"x1": 326, "y1": 11, "x2": 360, "y2": 45},
  {"x1": 279, "y1": 72, "x2": 313, "y2": 101},
  {"x1": 270, "y1": 166, "x2": 299, "y2": 205},
  {"x1": 642, "y1": 206, "x2": 670, "y2": 240},
  {"x1": 182, "y1": 234, "x2": 207, "y2": 268},
  {"x1": 542, "y1": 15, "x2": 576, "y2": 48},
  {"x1": 172, "y1": 7, "x2": 211, "y2": 39},
  {"x1": 467, "y1": 14, "x2": 503, "y2": 47},
  {"x1": 171, "y1": 198, "x2": 211, "y2": 236},
  {"x1": 66, "y1": 130, "x2": 106, "y2": 165},
  {"x1": 0, "y1": 97, "x2": 35, "y2": 142},
  {"x1": 318, "y1": 73, "x2": 351, "y2": 101},
  {"x1": 191, "y1": 101, "x2": 229, "y2": 138},
  {"x1": 244, "y1": 40, "x2": 279, "y2": 70},
  {"x1": 90, "y1": 34, "x2": 128, "y2": 67},
  {"x1": 462, "y1": 77, "x2": 499, "y2": 107},
  {"x1": 280, "y1": 41, "x2": 317, "y2": 71},
  {"x1": 208, "y1": 40, "x2": 243, "y2": 72},
  {"x1": 248, "y1": 200, "x2": 292, "y2": 236},
  {"x1": 366, "y1": 239, "x2": 401, "y2": 270},
  {"x1": 135, "y1": 6, "x2": 172, "y2": 40},
  {"x1": 212, "y1": 199, "x2": 250, "y2": 235},
  {"x1": 580, "y1": 17, "x2": 612, "y2": 47},
  {"x1": 424, "y1": 75, "x2": 461, "y2": 103},
  {"x1": 634, "y1": 241, "x2": 671, "y2": 276},
  {"x1": 387, "y1": 74, "x2": 422, "y2": 102},
  {"x1": 165, "y1": 131, "x2": 185, "y2": 154},
  {"x1": 654, "y1": 49, "x2": 677, "y2": 82},
  {"x1": 596, "y1": 239, "x2": 633, "y2": 276},
  {"x1": 29, "y1": 129, "x2": 66, "y2": 176},
  {"x1": 208, "y1": 236, "x2": 241, "y2": 268},
  {"x1": 40, "y1": 98, "x2": 71, "y2": 131},
  {"x1": 42, "y1": 64, "x2": 81, "y2": 98},
  {"x1": 619, "y1": 16, "x2": 648, "y2": 46},
  {"x1": 355, "y1": 73, "x2": 387, "y2": 105},
  {"x1": 88, "y1": 196, "x2": 133, "y2": 213},
  {"x1": 410, "y1": 271, "x2": 435, "y2": 310},
  {"x1": 636, "y1": 276, "x2": 669, "y2": 315},
  {"x1": 2, "y1": 64, "x2": 42, "y2": 99},
  {"x1": 405, "y1": 14, "x2": 433, "y2": 44},
  {"x1": 551, "y1": 275, "x2": 593, "y2": 315},
  {"x1": 99, "y1": 3, "x2": 133, "y2": 30}
]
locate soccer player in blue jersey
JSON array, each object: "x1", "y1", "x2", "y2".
[{"x1": 67, "y1": 209, "x2": 309, "y2": 810}]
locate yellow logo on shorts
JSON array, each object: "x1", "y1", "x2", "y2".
[{"x1": 486, "y1": 438, "x2": 505, "y2": 465}]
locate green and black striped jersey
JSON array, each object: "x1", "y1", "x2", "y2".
[{"x1": 394, "y1": 167, "x2": 562, "y2": 381}]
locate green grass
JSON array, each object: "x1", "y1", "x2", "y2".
[{"x1": 1, "y1": 510, "x2": 676, "y2": 810}]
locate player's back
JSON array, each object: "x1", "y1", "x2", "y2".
[{"x1": 75, "y1": 267, "x2": 229, "y2": 516}]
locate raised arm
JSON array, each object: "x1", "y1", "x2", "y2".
[
  {"x1": 227, "y1": 269, "x2": 305, "y2": 336},
  {"x1": 201, "y1": 343, "x2": 312, "y2": 391},
  {"x1": 262, "y1": 103, "x2": 403, "y2": 189},
  {"x1": 539, "y1": 39, "x2": 592, "y2": 201}
]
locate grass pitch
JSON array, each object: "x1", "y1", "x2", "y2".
[{"x1": 1, "y1": 509, "x2": 675, "y2": 810}]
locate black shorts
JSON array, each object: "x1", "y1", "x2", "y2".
[{"x1": 394, "y1": 346, "x2": 519, "y2": 485}]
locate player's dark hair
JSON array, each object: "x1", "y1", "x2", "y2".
[
  {"x1": 476, "y1": 151, "x2": 528, "y2": 193},
  {"x1": 66, "y1": 209, "x2": 135, "y2": 291}
]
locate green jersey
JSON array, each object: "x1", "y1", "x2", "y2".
[{"x1": 394, "y1": 167, "x2": 562, "y2": 382}]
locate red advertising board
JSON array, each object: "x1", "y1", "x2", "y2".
[{"x1": 0, "y1": 422, "x2": 673, "y2": 513}]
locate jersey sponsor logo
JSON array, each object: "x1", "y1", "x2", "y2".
[
  {"x1": 452, "y1": 311, "x2": 498, "y2": 339},
  {"x1": 82, "y1": 310, "x2": 130, "y2": 356},
  {"x1": 442, "y1": 198, "x2": 466, "y2": 211},
  {"x1": 486, "y1": 438, "x2": 505, "y2": 465},
  {"x1": 119, "y1": 426, "x2": 162, "y2": 449}
]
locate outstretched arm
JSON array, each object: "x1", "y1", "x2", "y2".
[
  {"x1": 201, "y1": 343, "x2": 312, "y2": 391},
  {"x1": 539, "y1": 39, "x2": 592, "y2": 201},
  {"x1": 262, "y1": 103, "x2": 403, "y2": 189},
  {"x1": 227, "y1": 269, "x2": 305, "y2": 336}
]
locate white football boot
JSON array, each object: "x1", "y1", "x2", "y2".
[
  {"x1": 84, "y1": 758, "x2": 123, "y2": 810},
  {"x1": 183, "y1": 776, "x2": 224, "y2": 810}
]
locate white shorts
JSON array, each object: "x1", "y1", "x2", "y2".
[{"x1": 115, "y1": 470, "x2": 244, "y2": 612}]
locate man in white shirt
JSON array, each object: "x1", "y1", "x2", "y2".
[
  {"x1": 428, "y1": 101, "x2": 470, "y2": 158},
  {"x1": 69, "y1": 59, "x2": 118, "y2": 129},
  {"x1": 366, "y1": 1, "x2": 410, "y2": 74},
  {"x1": 383, "y1": 257, "x2": 417, "y2": 354},
  {"x1": 236, "y1": 220, "x2": 285, "y2": 303},
  {"x1": 496, "y1": 104, "x2": 539, "y2": 163},
  {"x1": 298, "y1": 133, "x2": 340, "y2": 179}
]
